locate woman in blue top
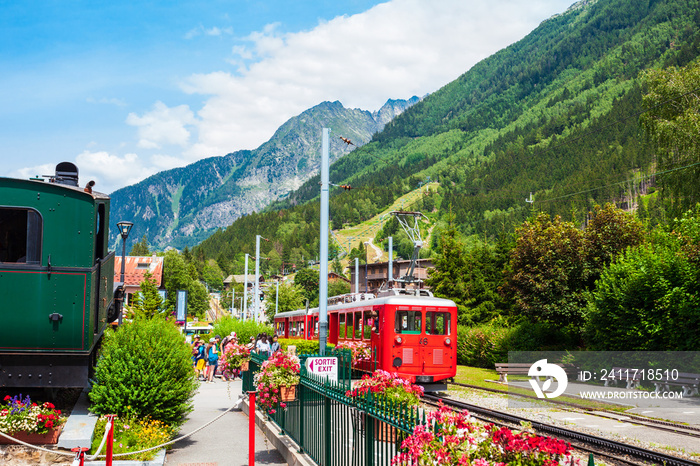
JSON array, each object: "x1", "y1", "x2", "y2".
[{"x1": 206, "y1": 337, "x2": 219, "y2": 383}]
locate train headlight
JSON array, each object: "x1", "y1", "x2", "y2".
[
  {"x1": 395, "y1": 336, "x2": 403, "y2": 344},
  {"x1": 444, "y1": 338, "x2": 451, "y2": 346}
]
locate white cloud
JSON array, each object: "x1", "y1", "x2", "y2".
[
  {"x1": 179, "y1": 0, "x2": 572, "y2": 159},
  {"x1": 75, "y1": 151, "x2": 155, "y2": 193},
  {"x1": 126, "y1": 101, "x2": 197, "y2": 149}
]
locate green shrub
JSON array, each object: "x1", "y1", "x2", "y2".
[
  {"x1": 456, "y1": 322, "x2": 580, "y2": 368},
  {"x1": 456, "y1": 325, "x2": 509, "y2": 368},
  {"x1": 89, "y1": 318, "x2": 198, "y2": 424},
  {"x1": 278, "y1": 338, "x2": 335, "y2": 354},
  {"x1": 212, "y1": 316, "x2": 274, "y2": 345}
]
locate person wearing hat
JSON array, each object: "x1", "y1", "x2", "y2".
[
  {"x1": 192, "y1": 335, "x2": 206, "y2": 380},
  {"x1": 205, "y1": 337, "x2": 220, "y2": 383}
]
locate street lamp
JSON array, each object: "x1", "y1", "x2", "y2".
[{"x1": 116, "y1": 220, "x2": 133, "y2": 325}]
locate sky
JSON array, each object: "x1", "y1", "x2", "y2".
[{"x1": 1, "y1": 0, "x2": 574, "y2": 194}]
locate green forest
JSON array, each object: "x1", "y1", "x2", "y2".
[{"x1": 151, "y1": 0, "x2": 700, "y2": 360}]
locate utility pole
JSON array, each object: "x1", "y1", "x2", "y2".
[
  {"x1": 354, "y1": 257, "x2": 359, "y2": 294},
  {"x1": 243, "y1": 254, "x2": 249, "y2": 321},
  {"x1": 388, "y1": 236, "x2": 393, "y2": 286},
  {"x1": 254, "y1": 235, "x2": 261, "y2": 322},
  {"x1": 318, "y1": 128, "x2": 330, "y2": 355},
  {"x1": 275, "y1": 280, "x2": 279, "y2": 315}
]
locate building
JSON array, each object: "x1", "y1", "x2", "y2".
[
  {"x1": 349, "y1": 258, "x2": 434, "y2": 294},
  {"x1": 223, "y1": 274, "x2": 264, "y2": 291},
  {"x1": 113, "y1": 255, "x2": 165, "y2": 305}
]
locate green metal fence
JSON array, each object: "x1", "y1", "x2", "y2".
[{"x1": 242, "y1": 350, "x2": 423, "y2": 466}]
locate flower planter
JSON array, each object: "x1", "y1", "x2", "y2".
[
  {"x1": 0, "y1": 426, "x2": 63, "y2": 445},
  {"x1": 280, "y1": 385, "x2": 297, "y2": 402},
  {"x1": 374, "y1": 419, "x2": 397, "y2": 443}
]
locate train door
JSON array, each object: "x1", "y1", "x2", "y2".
[
  {"x1": 368, "y1": 306, "x2": 381, "y2": 369},
  {"x1": 424, "y1": 308, "x2": 453, "y2": 377},
  {"x1": 329, "y1": 312, "x2": 338, "y2": 345},
  {"x1": 393, "y1": 306, "x2": 423, "y2": 377}
]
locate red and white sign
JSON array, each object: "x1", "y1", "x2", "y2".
[{"x1": 305, "y1": 357, "x2": 338, "y2": 383}]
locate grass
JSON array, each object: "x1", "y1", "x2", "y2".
[{"x1": 453, "y1": 365, "x2": 629, "y2": 412}]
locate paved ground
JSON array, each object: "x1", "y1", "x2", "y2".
[{"x1": 165, "y1": 378, "x2": 288, "y2": 466}]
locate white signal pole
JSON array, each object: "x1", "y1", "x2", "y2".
[
  {"x1": 243, "y1": 253, "x2": 249, "y2": 320},
  {"x1": 319, "y1": 128, "x2": 330, "y2": 355},
  {"x1": 255, "y1": 235, "x2": 261, "y2": 322}
]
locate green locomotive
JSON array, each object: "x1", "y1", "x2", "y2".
[{"x1": 0, "y1": 162, "x2": 121, "y2": 388}]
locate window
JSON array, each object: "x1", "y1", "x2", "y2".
[
  {"x1": 395, "y1": 310, "x2": 422, "y2": 334},
  {"x1": 354, "y1": 312, "x2": 362, "y2": 339},
  {"x1": 426, "y1": 312, "x2": 451, "y2": 335},
  {"x1": 346, "y1": 314, "x2": 354, "y2": 340},
  {"x1": 339, "y1": 313, "x2": 346, "y2": 339},
  {"x1": 0, "y1": 208, "x2": 42, "y2": 264}
]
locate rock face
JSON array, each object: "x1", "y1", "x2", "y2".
[{"x1": 109, "y1": 98, "x2": 420, "y2": 249}]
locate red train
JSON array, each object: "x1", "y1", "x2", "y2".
[{"x1": 273, "y1": 289, "x2": 457, "y2": 391}]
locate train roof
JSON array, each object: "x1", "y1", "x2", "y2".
[
  {"x1": 274, "y1": 292, "x2": 457, "y2": 319},
  {"x1": 0, "y1": 168, "x2": 110, "y2": 201}
]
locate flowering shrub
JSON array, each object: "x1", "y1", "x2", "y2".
[
  {"x1": 392, "y1": 404, "x2": 580, "y2": 466},
  {"x1": 90, "y1": 415, "x2": 175, "y2": 461},
  {"x1": 346, "y1": 370, "x2": 424, "y2": 406},
  {"x1": 335, "y1": 341, "x2": 373, "y2": 364},
  {"x1": 253, "y1": 351, "x2": 301, "y2": 414},
  {"x1": 0, "y1": 394, "x2": 66, "y2": 434},
  {"x1": 220, "y1": 343, "x2": 251, "y2": 372}
]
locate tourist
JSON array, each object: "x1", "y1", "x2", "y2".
[
  {"x1": 270, "y1": 335, "x2": 281, "y2": 353},
  {"x1": 256, "y1": 334, "x2": 271, "y2": 356},
  {"x1": 206, "y1": 337, "x2": 219, "y2": 383}
]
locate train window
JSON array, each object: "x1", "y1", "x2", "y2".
[
  {"x1": 354, "y1": 312, "x2": 362, "y2": 339},
  {"x1": 94, "y1": 203, "x2": 106, "y2": 261},
  {"x1": 347, "y1": 315, "x2": 354, "y2": 340},
  {"x1": 339, "y1": 313, "x2": 346, "y2": 339},
  {"x1": 395, "y1": 311, "x2": 422, "y2": 334},
  {"x1": 0, "y1": 208, "x2": 42, "y2": 264},
  {"x1": 363, "y1": 311, "x2": 375, "y2": 339},
  {"x1": 426, "y1": 312, "x2": 451, "y2": 335}
]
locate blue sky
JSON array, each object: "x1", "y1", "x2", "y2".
[{"x1": 1, "y1": 0, "x2": 573, "y2": 193}]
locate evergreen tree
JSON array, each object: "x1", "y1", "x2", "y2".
[{"x1": 129, "y1": 234, "x2": 150, "y2": 256}]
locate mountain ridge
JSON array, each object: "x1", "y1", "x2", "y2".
[{"x1": 110, "y1": 97, "x2": 420, "y2": 249}]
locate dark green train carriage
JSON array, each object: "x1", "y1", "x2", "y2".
[{"x1": 0, "y1": 162, "x2": 120, "y2": 387}]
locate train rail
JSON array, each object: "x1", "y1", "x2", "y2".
[
  {"x1": 449, "y1": 381, "x2": 700, "y2": 438},
  {"x1": 424, "y1": 393, "x2": 700, "y2": 466}
]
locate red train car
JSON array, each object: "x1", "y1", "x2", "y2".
[{"x1": 274, "y1": 289, "x2": 457, "y2": 391}]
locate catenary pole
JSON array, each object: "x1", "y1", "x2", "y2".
[
  {"x1": 243, "y1": 254, "x2": 249, "y2": 320},
  {"x1": 388, "y1": 236, "x2": 393, "y2": 285},
  {"x1": 319, "y1": 128, "x2": 330, "y2": 355},
  {"x1": 355, "y1": 257, "x2": 359, "y2": 294},
  {"x1": 255, "y1": 235, "x2": 261, "y2": 322}
]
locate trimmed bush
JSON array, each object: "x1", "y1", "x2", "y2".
[
  {"x1": 456, "y1": 325, "x2": 508, "y2": 368},
  {"x1": 457, "y1": 322, "x2": 580, "y2": 368},
  {"x1": 89, "y1": 318, "x2": 198, "y2": 424},
  {"x1": 212, "y1": 316, "x2": 274, "y2": 345},
  {"x1": 278, "y1": 338, "x2": 335, "y2": 354}
]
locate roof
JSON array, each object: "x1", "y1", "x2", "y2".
[
  {"x1": 114, "y1": 255, "x2": 164, "y2": 287},
  {"x1": 225, "y1": 274, "x2": 263, "y2": 284}
]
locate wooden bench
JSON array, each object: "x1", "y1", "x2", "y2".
[
  {"x1": 495, "y1": 362, "x2": 579, "y2": 384},
  {"x1": 603, "y1": 367, "x2": 643, "y2": 390},
  {"x1": 653, "y1": 372, "x2": 700, "y2": 397}
]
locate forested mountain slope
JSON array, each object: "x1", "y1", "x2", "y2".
[
  {"x1": 109, "y1": 98, "x2": 419, "y2": 249},
  {"x1": 197, "y1": 0, "x2": 700, "y2": 268}
]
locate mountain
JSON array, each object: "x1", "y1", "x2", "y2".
[
  {"x1": 110, "y1": 97, "x2": 420, "y2": 249},
  {"x1": 194, "y1": 0, "x2": 700, "y2": 267}
]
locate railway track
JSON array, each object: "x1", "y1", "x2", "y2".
[
  {"x1": 424, "y1": 393, "x2": 700, "y2": 466},
  {"x1": 449, "y1": 381, "x2": 700, "y2": 438}
]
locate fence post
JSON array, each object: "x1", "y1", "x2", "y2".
[
  {"x1": 71, "y1": 447, "x2": 88, "y2": 466},
  {"x1": 298, "y1": 383, "x2": 305, "y2": 453},
  {"x1": 364, "y1": 402, "x2": 374, "y2": 465},
  {"x1": 105, "y1": 414, "x2": 116, "y2": 466},
  {"x1": 248, "y1": 391, "x2": 256, "y2": 466},
  {"x1": 324, "y1": 392, "x2": 331, "y2": 466}
]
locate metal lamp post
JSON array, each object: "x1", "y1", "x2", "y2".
[{"x1": 116, "y1": 220, "x2": 133, "y2": 325}]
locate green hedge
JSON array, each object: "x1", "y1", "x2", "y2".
[
  {"x1": 457, "y1": 322, "x2": 581, "y2": 369},
  {"x1": 211, "y1": 316, "x2": 274, "y2": 345},
  {"x1": 278, "y1": 338, "x2": 335, "y2": 354}
]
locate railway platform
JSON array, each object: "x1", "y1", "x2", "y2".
[{"x1": 165, "y1": 378, "x2": 302, "y2": 466}]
